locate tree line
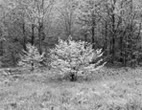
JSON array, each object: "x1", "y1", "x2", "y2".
[{"x1": 0, "y1": 0, "x2": 141, "y2": 67}]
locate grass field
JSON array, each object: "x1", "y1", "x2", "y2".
[{"x1": 0, "y1": 67, "x2": 142, "y2": 110}]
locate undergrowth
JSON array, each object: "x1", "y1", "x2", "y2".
[{"x1": 0, "y1": 67, "x2": 142, "y2": 110}]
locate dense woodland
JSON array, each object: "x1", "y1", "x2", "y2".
[{"x1": 0, "y1": 0, "x2": 142, "y2": 67}]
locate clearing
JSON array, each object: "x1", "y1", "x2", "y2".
[{"x1": 0, "y1": 67, "x2": 142, "y2": 110}]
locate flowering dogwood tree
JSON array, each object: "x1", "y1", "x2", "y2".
[
  {"x1": 50, "y1": 37, "x2": 106, "y2": 81},
  {"x1": 18, "y1": 44, "x2": 45, "y2": 71}
]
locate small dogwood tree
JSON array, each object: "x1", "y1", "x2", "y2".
[
  {"x1": 18, "y1": 44, "x2": 45, "y2": 71},
  {"x1": 50, "y1": 37, "x2": 106, "y2": 81}
]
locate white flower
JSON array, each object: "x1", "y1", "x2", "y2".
[{"x1": 50, "y1": 37, "x2": 106, "y2": 77}]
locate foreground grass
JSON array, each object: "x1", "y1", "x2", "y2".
[{"x1": 0, "y1": 67, "x2": 142, "y2": 110}]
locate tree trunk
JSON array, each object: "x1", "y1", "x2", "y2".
[
  {"x1": 38, "y1": 23, "x2": 43, "y2": 54},
  {"x1": 70, "y1": 72, "x2": 77, "y2": 81},
  {"x1": 22, "y1": 22, "x2": 27, "y2": 51},
  {"x1": 124, "y1": 36, "x2": 127, "y2": 66},
  {"x1": 31, "y1": 24, "x2": 35, "y2": 45},
  {"x1": 0, "y1": 41, "x2": 3, "y2": 56},
  {"x1": 38, "y1": 0, "x2": 45, "y2": 55},
  {"x1": 120, "y1": 36, "x2": 123, "y2": 63},
  {"x1": 31, "y1": 62, "x2": 34, "y2": 71},
  {"x1": 11, "y1": 51, "x2": 16, "y2": 67},
  {"x1": 104, "y1": 21, "x2": 108, "y2": 55},
  {"x1": 111, "y1": 13, "x2": 115, "y2": 63},
  {"x1": 92, "y1": 15, "x2": 95, "y2": 49},
  {"x1": 84, "y1": 33, "x2": 87, "y2": 42}
]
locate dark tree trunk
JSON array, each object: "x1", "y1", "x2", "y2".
[
  {"x1": 111, "y1": 13, "x2": 115, "y2": 64},
  {"x1": 0, "y1": 41, "x2": 3, "y2": 56},
  {"x1": 92, "y1": 16, "x2": 95, "y2": 49},
  {"x1": 31, "y1": 62, "x2": 34, "y2": 71},
  {"x1": 38, "y1": 0, "x2": 45, "y2": 55},
  {"x1": 120, "y1": 36, "x2": 123, "y2": 63},
  {"x1": 92, "y1": 26, "x2": 95, "y2": 49},
  {"x1": 70, "y1": 72, "x2": 77, "y2": 81},
  {"x1": 84, "y1": 33, "x2": 87, "y2": 42},
  {"x1": 11, "y1": 52, "x2": 16, "y2": 67},
  {"x1": 22, "y1": 22, "x2": 27, "y2": 51},
  {"x1": 31, "y1": 24, "x2": 35, "y2": 45},
  {"x1": 104, "y1": 21, "x2": 108, "y2": 55},
  {"x1": 124, "y1": 35, "x2": 127, "y2": 66},
  {"x1": 38, "y1": 23, "x2": 43, "y2": 55}
]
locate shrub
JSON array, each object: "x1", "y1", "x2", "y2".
[
  {"x1": 50, "y1": 37, "x2": 106, "y2": 81},
  {"x1": 18, "y1": 44, "x2": 45, "y2": 71}
]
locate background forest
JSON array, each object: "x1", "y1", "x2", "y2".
[{"x1": 0, "y1": 0, "x2": 141, "y2": 67}]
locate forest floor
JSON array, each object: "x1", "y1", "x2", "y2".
[{"x1": 0, "y1": 67, "x2": 142, "y2": 110}]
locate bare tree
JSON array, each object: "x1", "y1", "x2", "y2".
[
  {"x1": 57, "y1": 0, "x2": 78, "y2": 38},
  {"x1": 78, "y1": 0, "x2": 102, "y2": 49}
]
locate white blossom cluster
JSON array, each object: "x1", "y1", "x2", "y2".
[
  {"x1": 18, "y1": 44, "x2": 45, "y2": 70},
  {"x1": 50, "y1": 37, "x2": 106, "y2": 76}
]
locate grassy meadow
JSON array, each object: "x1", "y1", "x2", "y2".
[{"x1": 0, "y1": 67, "x2": 142, "y2": 110}]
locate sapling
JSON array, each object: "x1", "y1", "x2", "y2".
[
  {"x1": 50, "y1": 37, "x2": 106, "y2": 81},
  {"x1": 18, "y1": 44, "x2": 45, "y2": 71}
]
